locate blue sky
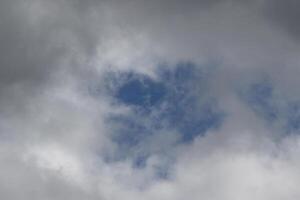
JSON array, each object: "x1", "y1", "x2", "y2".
[
  {"x1": 241, "y1": 79, "x2": 300, "y2": 135},
  {"x1": 105, "y1": 63, "x2": 224, "y2": 169}
]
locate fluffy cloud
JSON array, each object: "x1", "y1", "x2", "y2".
[{"x1": 0, "y1": 0, "x2": 300, "y2": 199}]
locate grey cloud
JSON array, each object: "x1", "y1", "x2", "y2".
[
  {"x1": 0, "y1": 158, "x2": 99, "y2": 200},
  {"x1": 0, "y1": 0, "x2": 107, "y2": 87},
  {"x1": 264, "y1": 0, "x2": 300, "y2": 40},
  {"x1": 1, "y1": 0, "x2": 300, "y2": 199}
]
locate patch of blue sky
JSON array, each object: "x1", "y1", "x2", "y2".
[
  {"x1": 157, "y1": 63, "x2": 223, "y2": 142},
  {"x1": 284, "y1": 101, "x2": 300, "y2": 133},
  {"x1": 242, "y1": 80, "x2": 279, "y2": 122},
  {"x1": 241, "y1": 79, "x2": 300, "y2": 134},
  {"x1": 116, "y1": 75, "x2": 166, "y2": 109},
  {"x1": 106, "y1": 62, "x2": 224, "y2": 169}
]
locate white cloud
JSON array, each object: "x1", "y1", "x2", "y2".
[{"x1": 0, "y1": 0, "x2": 300, "y2": 199}]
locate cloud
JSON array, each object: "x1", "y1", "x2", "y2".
[
  {"x1": 264, "y1": 0, "x2": 300, "y2": 40},
  {"x1": 0, "y1": 0, "x2": 300, "y2": 199}
]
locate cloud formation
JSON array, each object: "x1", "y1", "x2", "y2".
[{"x1": 0, "y1": 0, "x2": 300, "y2": 199}]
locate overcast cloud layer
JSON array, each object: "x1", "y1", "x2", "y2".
[{"x1": 1, "y1": 0, "x2": 300, "y2": 199}]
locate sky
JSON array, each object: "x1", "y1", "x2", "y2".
[{"x1": 0, "y1": 0, "x2": 300, "y2": 199}]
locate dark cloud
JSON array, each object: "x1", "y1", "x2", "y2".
[
  {"x1": 264, "y1": 0, "x2": 300, "y2": 40},
  {"x1": 0, "y1": 0, "x2": 105, "y2": 88}
]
